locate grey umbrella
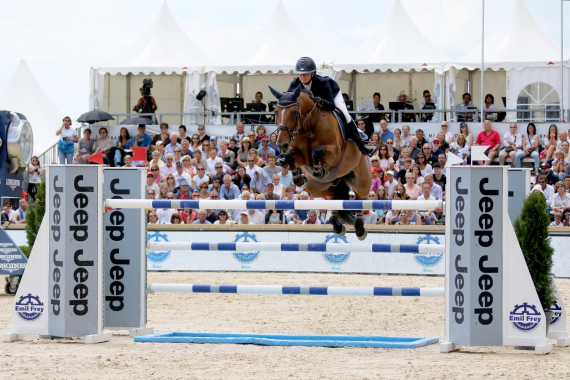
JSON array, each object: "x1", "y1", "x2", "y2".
[
  {"x1": 120, "y1": 117, "x2": 153, "y2": 125},
  {"x1": 77, "y1": 110, "x2": 115, "y2": 124}
]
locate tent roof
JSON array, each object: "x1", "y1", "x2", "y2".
[
  {"x1": 210, "y1": 0, "x2": 320, "y2": 74},
  {"x1": 0, "y1": 60, "x2": 62, "y2": 155},
  {"x1": 332, "y1": 0, "x2": 449, "y2": 73},
  {"x1": 452, "y1": 0, "x2": 570, "y2": 71},
  {"x1": 95, "y1": 2, "x2": 211, "y2": 75}
]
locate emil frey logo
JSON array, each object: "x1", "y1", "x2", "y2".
[
  {"x1": 147, "y1": 232, "x2": 171, "y2": 263},
  {"x1": 322, "y1": 234, "x2": 351, "y2": 267},
  {"x1": 414, "y1": 235, "x2": 443, "y2": 269},
  {"x1": 509, "y1": 303, "x2": 542, "y2": 332},
  {"x1": 549, "y1": 301, "x2": 563, "y2": 325},
  {"x1": 232, "y1": 232, "x2": 260, "y2": 265},
  {"x1": 15, "y1": 294, "x2": 44, "y2": 322}
]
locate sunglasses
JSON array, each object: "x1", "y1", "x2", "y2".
[
  {"x1": 198, "y1": 168, "x2": 204, "y2": 171},
  {"x1": 211, "y1": 196, "x2": 219, "y2": 199},
  {"x1": 147, "y1": 192, "x2": 154, "y2": 195},
  {"x1": 175, "y1": 150, "x2": 181, "y2": 153},
  {"x1": 151, "y1": 169, "x2": 158, "y2": 171},
  {"x1": 167, "y1": 158, "x2": 173, "y2": 161},
  {"x1": 161, "y1": 127, "x2": 168, "y2": 129}
]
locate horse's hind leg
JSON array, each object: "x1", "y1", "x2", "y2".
[
  {"x1": 354, "y1": 211, "x2": 367, "y2": 240},
  {"x1": 332, "y1": 178, "x2": 356, "y2": 227}
]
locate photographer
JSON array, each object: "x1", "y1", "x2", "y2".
[
  {"x1": 55, "y1": 116, "x2": 78, "y2": 164},
  {"x1": 133, "y1": 79, "x2": 157, "y2": 118},
  {"x1": 28, "y1": 156, "x2": 45, "y2": 201}
]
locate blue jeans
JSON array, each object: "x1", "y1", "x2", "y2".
[
  {"x1": 59, "y1": 150, "x2": 74, "y2": 164},
  {"x1": 515, "y1": 150, "x2": 539, "y2": 169}
]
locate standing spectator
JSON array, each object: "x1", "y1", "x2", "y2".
[
  {"x1": 75, "y1": 129, "x2": 94, "y2": 164},
  {"x1": 220, "y1": 175, "x2": 241, "y2": 200},
  {"x1": 10, "y1": 198, "x2": 28, "y2": 224},
  {"x1": 475, "y1": 120, "x2": 501, "y2": 165},
  {"x1": 151, "y1": 123, "x2": 172, "y2": 152},
  {"x1": 379, "y1": 120, "x2": 394, "y2": 143},
  {"x1": 499, "y1": 123, "x2": 522, "y2": 166},
  {"x1": 232, "y1": 122, "x2": 246, "y2": 147},
  {"x1": 27, "y1": 156, "x2": 45, "y2": 201},
  {"x1": 193, "y1": 209, "x2": 212, "y2": 225},
  {"x1": 197, "y1": 125, "x2": 210, "y2": 143},
  {"x1": 56, "y1": 116, "x2": 78, "y2": 164}
]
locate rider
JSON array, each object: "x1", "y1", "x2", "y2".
[{"x1": 277, "y1": 57, "x2": 376, "y2": 168}]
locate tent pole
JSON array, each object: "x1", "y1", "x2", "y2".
[
  {"x1": 562, "y1": 0, "x2": 565, "y2": 122},
  {"x1": 481, "y1": 0, "x2": 485, "y2": 123}
]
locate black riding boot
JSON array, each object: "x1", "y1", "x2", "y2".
[{"x1": 346, "y1": 120, "x2": 376, "y2": 156}]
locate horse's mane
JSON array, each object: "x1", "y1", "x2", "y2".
[{"x1": 300, "y1": 89, "x2": 314, "y2": 100}]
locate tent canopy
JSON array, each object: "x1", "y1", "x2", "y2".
[
  {"x1": 0, "y1": 60, "x2": 62, "y2": 155},
  {"x1": 94, "y1": 2, "x2": 210, "y2": 75},
  {"x1": 332, "y1": 0, "x2": 449, "y2": 73},
  {"x1": 209, "y1": 0, "x2": 320, "y2": 74},
  {"x1": 453, "y1": 0, "x2": 570, "y2": 71}
]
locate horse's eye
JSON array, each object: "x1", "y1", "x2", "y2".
[{"x1": 292, "y1": 111, "x2": 298, "y2": 117}]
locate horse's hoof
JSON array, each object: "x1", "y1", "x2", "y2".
[
  {"x1": 294, "y1": 176, "x2": 307, "y2": 187},
  {"x1": 334, "y1": 223, "x2": 346, "y2": 237},
  {"x1": 356, "y1": 229, "x2": 367, "y2": 241}
]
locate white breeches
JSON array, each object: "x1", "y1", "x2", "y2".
[{"x1": 334, "y1": 92, "x2": 352, "y2": 122}]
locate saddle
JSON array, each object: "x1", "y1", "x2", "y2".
[{"x1": 332, "y1": 108, "x2": 347, "y2": 140}]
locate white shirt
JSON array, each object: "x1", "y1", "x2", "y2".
[
  {"x1": 550, "y1": 192, "x2": 570, "y2": 210},
  {"x1": 29, "y1": 165, "x2": 44, "y2": 184},
  {"x1": 385, "y1": 179, "x2": 398, "y2": 194},
  {"x1": 502, "y1": 131, "x2": 522, "y2": 149},
  {"x1": 420, "y1": 164, "x2": 433, "y2": 177},
  {"x1": 246, "y1": 164, "x2": 262, "y2": 178},
  {"x1": 192, "y1": 174, "x2": 209, "y2": 188},
  {"x1": 248, "y1": 211, "x2": 265, "y2": 224},
  {"x1": 59, "y1": 127, "x2": 77, "y2": 140},
  {"x1": 542, "y1": 184, "x2": 555, "y2": 204},
  {"x1": 156, "y1": 209, "x2": 176, "y2": 224},
  {"x1": 174, "y1": 172, "x2": 192, "y2": 187},
  {"x1": 205, "y1": 156, "x2": 223, "y2": 176}
]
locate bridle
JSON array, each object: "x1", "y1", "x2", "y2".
[{"x1": 275, "y1": 99, "x2": 320, "y2": 141}]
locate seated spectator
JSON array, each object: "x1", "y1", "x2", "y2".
[
  {"x1": 198, "y1": 139, "x2": 210, "y2": 157},
  {"x1": 165, "y1": 133, "x2": 181, "y2": 156},
  {"x1": 157, "y1": 183, "x2": 169, "y2": 199},
  {"x1": 550, "y1": 181, "x2": 570, "y2": 219},
  {"x1": 552, "y1": 150, "x2": 568, "y2": 181},
  {"x1": 539, "y1": 163, "x2": 559, "y2": 186},
  {"x1": 455, "y1": 135, "x2": 469, "y2": 163},
  {"x1": 416, "y1": 154, "x2": 433, "y2": 176},
  {"x1": 248, "y1": 149, "x2": 265, "y2": 167},
  {"x1": 418, "y1": 183, "x2": 437, "y2": 225},
  {"x1": 220, "y1": 175, "x2": 241, "y2": 200},
  {"x1": 197, "y1": 124, "x2": 210, "y2": 143},
  {"x1": 440, "y1": 122, "x2": 454, "y2": 144},
  {"x1": 244, "y1": 208, "x2": 263, "y2": 224},
  {"x1": 432, "y1": 163, "x2": 446, "y2": 191},
  {"x1": 192, "y1": 165, "x2": 210, "y2": 188},
  {"x1": 367, "y1": 92, "x2": 385, "y2": 123},
  {"x1": 432, "y1": 138, "x2": 445, "y2": 157},
  {"x1": 248, "y1": 158, "x2": 270, "y2": 194},
  {"x1": 210, "y1": 162, "x2": 226, "y2": 184},
  {"x1": 232, "y1": 123, "x2": 246, "y2": 147},
  {"x1": 237, "y1": 137, "x2": 253, "y2": 167},
  {"x1": 408, "y1": 136, "x2": 421, "y2": 160},
  {"x1": 197, "y1": 182, "x2": 210, "y2": 200},
  {"x1": 122, "y1": 155, "x2": 135, "y2": 168},
  {"x1": 132, "y1": 125, "x2": 152, "y2": 162},
  {"x1": 263, "y1": 155, "x2": 282, "y2": 178},
  {"x1": 288, "y1": 191, "x2": 310, "y2": 224},
  {"x1": 205, "y1": 147, "x2": 223, "y2": 176},
  {"x1": 424, "y1": 174, "x2": 443, "y2": 200},
  {"x1": 404, "y1": 172, "x2": 421, "y2": 200},
  {"x1": 10, "y1": 198, "x2": 28, "y2": 224},
  {"x1": 247, "y1": 131, "x2": 260, "y2": 149},
  {"x1": 370, "y1": 168, "x2": 382, "y2": 192},
  {"x1": 385, "y1": 171, "x2": 397, "y2": 195},
  {"x1": 257, "y1": 137, "x2": 274, "y2": 163},
  {"x1": 395, "y1": 148, "x2": 414, "y2": 173},
  {"x1": 210, "y1": 136, "x2": 219, "y2": 153},
  {"x1": 170, "y1": 213, "x2": 184, "y2": 225},
  {"x1": 268, "y1": 133, "x2": 280, "y2": 155},
  {"x1": 156, "y1": 203, "x2": 177, "y2": 224},
  {"x1": 174, "y1": 180, "x2": 193, "y2": 200},
  {"x1": 178, "y1": 125, "x2": 191, "y2": 144},
  {"x1": 363, "y1": 192, "x2": 378, "y2": 225},
  {"x1": 399, "y1": 211, "x2": 410, "y2": 225},
  {"x1": 228, "y1": 138, "x2": 240, "y2": 158},
  {"x1": 205, "y1": 208, "x2": 218, "y2": 224},
  {"x1": 193, "y1": 209, "x2": 212, "y2": 225},
  {"x1": 151, "y1": 123, "x2": 172, "y2": 152},
  {"x1": 265, "y1": 209, "x2": 285, "y2": 224},
  {"x1": 160, "y1": 154, "x2": 177, "y2": 177},
  {"x1": 379, "y1": 120, "x2": 394, "y2": 143},
  {"x1": 404, "y1": 210, "x2": 419, "y2": 225},
  {"x1": 165, "y1": 174, "x2": 177, "y2": 194},
  {"x1": 233, "y1": 166, "x2": 251, "y2": 190},
  {"x1": 92, "y1": 127, "x2": 113, "y2": 164},
  {"x1": 214, "y1": 210, "x2": 235, "y2": 225},
  {"x1": 397, "y1": 158, "x2": 413, "y2": 185},
  {"x1": 76, "y1": 128, "x2": 95, "y2": 165},
  {"x1": 272, "y1": 175, "x2": 285, "y2": 198},
  {"x1": 181, "y1": 155, "x2": 196, "y2": 177},
  {"x1": 550, "y1": 212, "x2": 564, "y2": 227},
  {"x1": 255, "y1": 125, "x2": 268, "y2": 144},
  {"x1": 475, "y1": 120, "x2": 501, "y2": 166},
  {"x1": 174, "y1": 162, "x2": 192, "y2": 187},
  {"x1": 239, "y1": 211, "x2": 253, "y2": 225},
  {"x1": 155, "y1": 141, "x2": 167, "y2": 162},
  {"x1": 1, "y1": 201, "x2": 15, "y2": 224},
  {"x1": 148, "y1": 211, "x2": 159, "y2": 224},
  {"x1": 455, "y1": 92, "x2": 475, "y2": 122},
  {"x1": 303, "y1": 210, "x2": 322, "y2": 225},
  {"x1": 191, "y1": 149, "x2": 206, "y2": 169},
  {"x1": 482, "y1": 94, "x2": 498, "y2": 122},
  {"x1": 149, "y1": 150, "x2": 165, "y2": 169},
  {"x1": 420, "y1": 90, "x2": 436, "y2": 122},
  {"x1": 218, "y1": 140, "x2": 236, "y2": 173},
  {"x1": 190, "y1": 134, "x2": 201, "y2": 153},
  {"x1": 385, "y1": 138, "x2": 400, "y2": 162},
  {"x1": 264, "y1": 183, "x2": 281, "y2": 200},
  {"x1": 499, "y1": 123, "x2": 522, "y2": 167},
  {"x1": 378, "y1": 146, "x2": 394, "y2": 171},
  {"x1": 146, "y1": 172, "x2": 160, "y2": 196}
]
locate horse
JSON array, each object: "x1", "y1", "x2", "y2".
[{"x1": 269, "y1": 85, "x2": 372, "y2": 240}]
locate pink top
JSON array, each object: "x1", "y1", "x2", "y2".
[
  {"x1": 371, "y1": 177, "x2": 384, "y2": 193},
  {"x1": 476, "y1": 130, "x2": 501, "y2": 148},
  {"x1": 405, "y1": 183, "x2": 422, "y2": 200}
]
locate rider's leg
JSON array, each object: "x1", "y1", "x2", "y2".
[{"x1": 333, "y1": 92, "x2": 375, "y2": 156}]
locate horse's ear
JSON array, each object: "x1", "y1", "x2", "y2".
[
  {"x1": 292, "y1": 85, "x2": 302, "y2": 100},
  {"x1": 268, "y1": 86, "x2": 283, "y2": 100}
]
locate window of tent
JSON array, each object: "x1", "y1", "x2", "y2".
[{"x1": 516, "y1": 82, "x2": 561, "y2": 123}]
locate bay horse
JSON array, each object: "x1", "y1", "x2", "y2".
[{"x1": 269, "y1": 85, "x2": 372, "y2": 240}]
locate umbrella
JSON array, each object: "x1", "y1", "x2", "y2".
[
  {"x1": 77, "y1": 110, "x2": 115, "y2": 124},
  {"x1": 120, "y1": 117, "x2": 153, "y2": 125}
]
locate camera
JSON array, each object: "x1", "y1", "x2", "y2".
[{"x1": 141, "y1": 79, "x2": 153, "y2": 96}]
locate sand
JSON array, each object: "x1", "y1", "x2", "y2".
[{"x1": 0, "y1": 272, "x2": 569, "y2": 380}]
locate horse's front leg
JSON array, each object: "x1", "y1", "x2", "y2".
[
  {"x1": 312, "y1": 145, "x2": 329, "y2": 179},
  {"x1": 284, "y1": 149, "x2": 306, "y2": 187}
]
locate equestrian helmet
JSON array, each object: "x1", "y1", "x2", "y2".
[{"x1": 293, "y1": 57, "x2": 317, "y2": 74}]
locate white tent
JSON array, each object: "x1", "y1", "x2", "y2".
[
  {"x1": 89, "y1": 2, "x2": 216, "y2": 126},
  {"x1": 332, "y1": 0, "x2": 449, "y2": 73},
  {"x1": 452, "y1": 0, "x2": 570, "y2": 121},
  {"x1": 0, "y1": 60, "x2": 62, "y2": 155}
]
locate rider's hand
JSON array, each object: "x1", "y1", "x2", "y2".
[{"x1": 313, "y1": 96, "x2": 322, "y2": 105}]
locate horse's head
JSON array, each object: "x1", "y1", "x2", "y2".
[{"x1": 269, "y1": 85, "x2": 314, "y2": 153}]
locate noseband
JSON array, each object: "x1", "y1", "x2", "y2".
[{"x1": 276, "y1": 100, "x2": 319, "y2": 140}]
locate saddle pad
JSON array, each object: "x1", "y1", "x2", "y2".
[{"x1": 332, "y1": 111, "x2": 346, "y2": 139}]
